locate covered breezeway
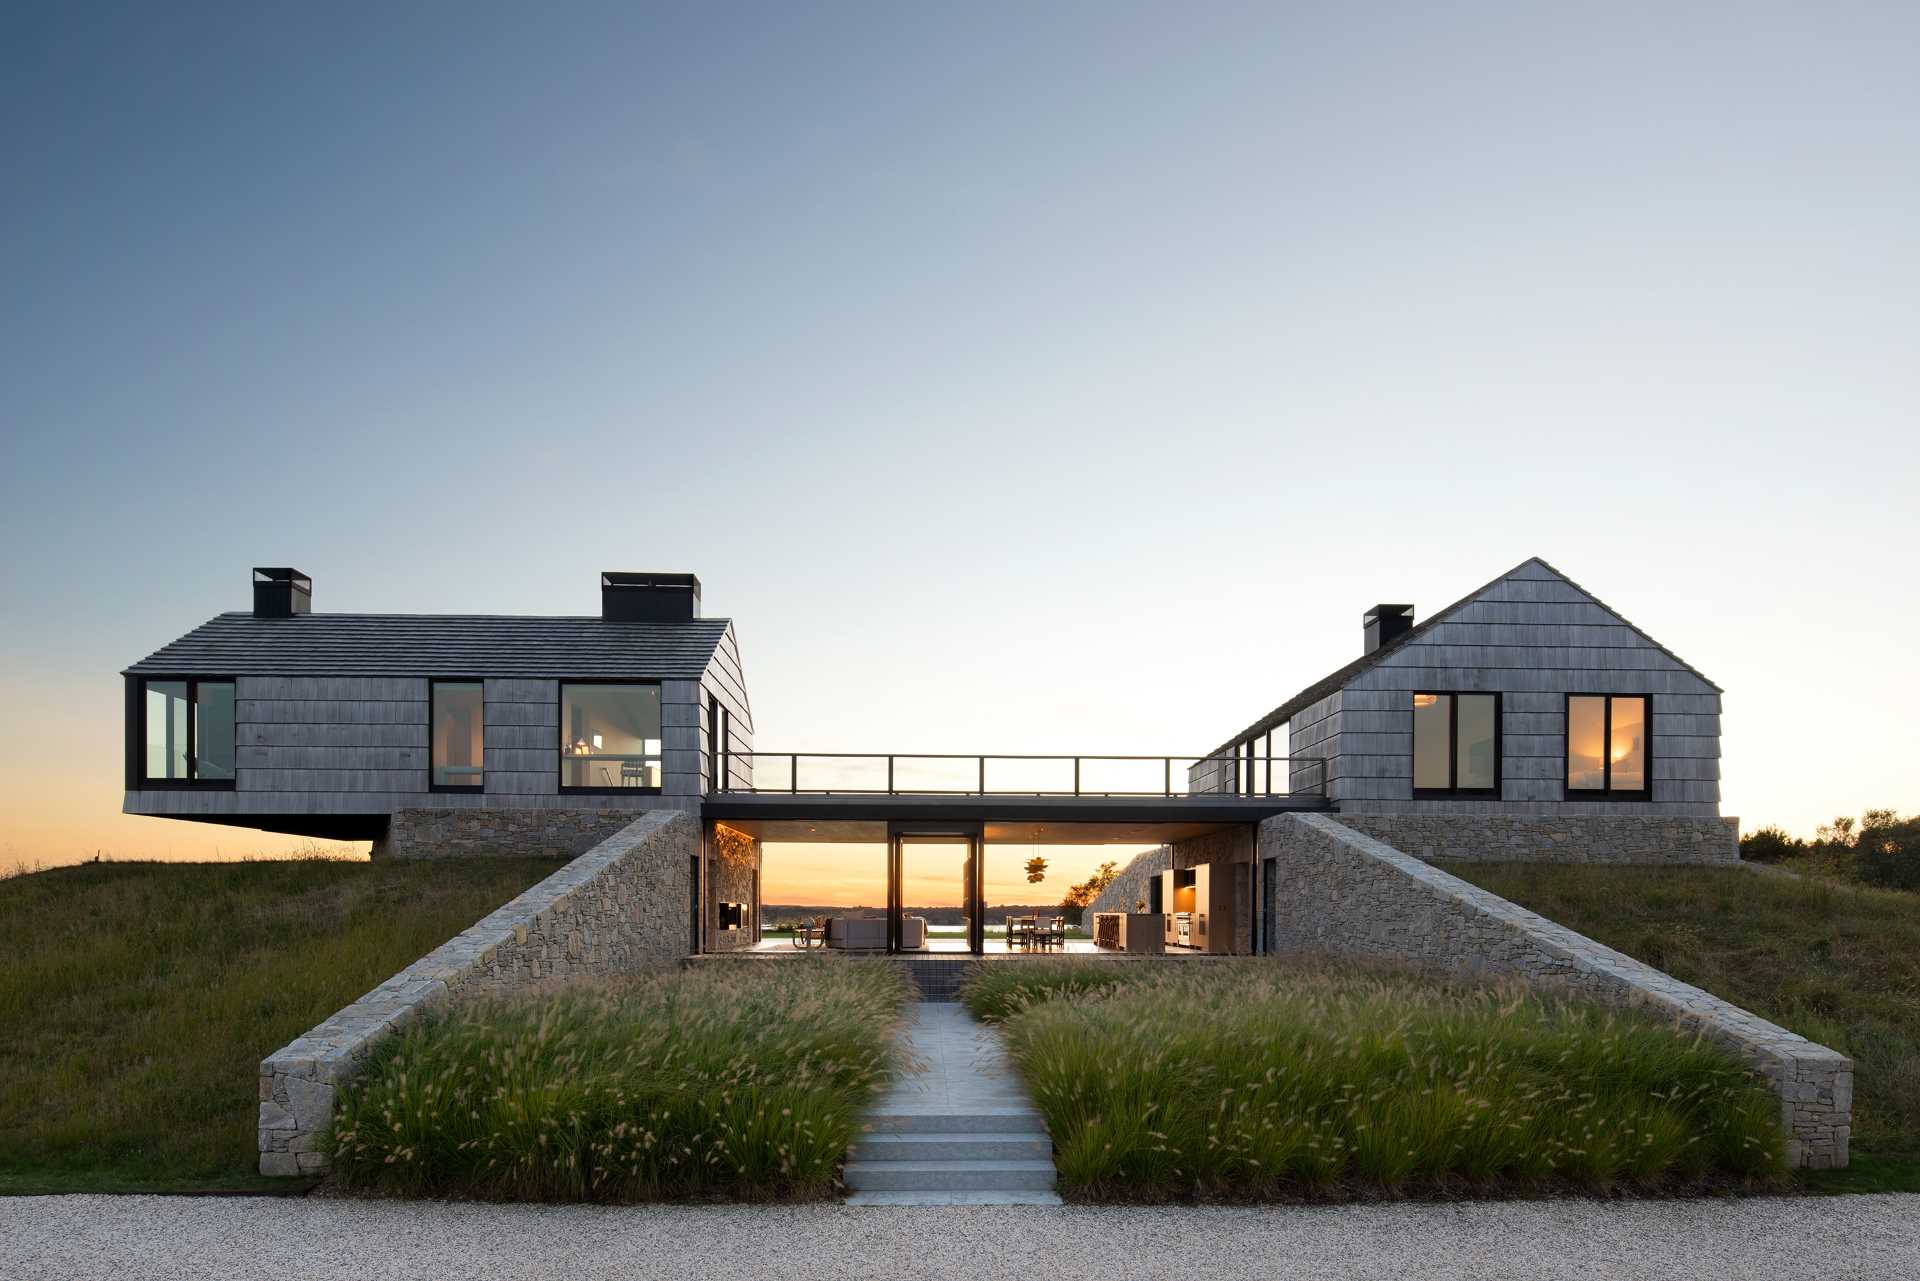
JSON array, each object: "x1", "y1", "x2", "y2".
[{"x1": 700, "y1": 791, "x2": 1327, "y2": 959}]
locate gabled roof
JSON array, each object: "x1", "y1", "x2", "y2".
[
  {"x1": 122, "y1": 613, "x2": 736, "y2": 679},
  {"x1": 1204, "y1": 557, "x2": 1721, "y2": 757}
]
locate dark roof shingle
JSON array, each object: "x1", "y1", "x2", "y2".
[{"x1": 123, "y1": 613, "x2": 733, "y2": 679}]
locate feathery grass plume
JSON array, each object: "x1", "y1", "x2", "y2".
[
  {"x1": 325, "y1": 959, "x2": 911, "y2": 1201},
  {"x1": 962, "y1": 956, "x2": 1786, "y2": 1199}
]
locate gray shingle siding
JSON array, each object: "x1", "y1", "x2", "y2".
[
  {"x1": 1196, "y1": 558, "x2": 1725, "y2": 819},
  {"x1": 123, "y1": 613, "x2": 754, "y2": 830}
]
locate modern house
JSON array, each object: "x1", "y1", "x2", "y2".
[
  {"x1": 125, "y1": 557, "x2": 1733, "y2": 960},
  {"x1": 1183, "y1": 556, "x2": 1731, "y2": 859}
]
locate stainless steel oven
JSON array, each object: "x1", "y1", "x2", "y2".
[{"x1": 1173, "y1": 911, "x2": 1192, "y2": 947}]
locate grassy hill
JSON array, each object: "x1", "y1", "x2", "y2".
[
  {"x1": 1449, "y1": 862, "x2": 1920, "y2": 1192},
  {"x1": 0, "y1": 855, "x2": 565, "y2": 1194}
]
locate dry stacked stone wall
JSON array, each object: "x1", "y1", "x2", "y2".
[
  {"x1": 374, "y1": 806, "x2": 664, "y2": 860},
  {"x1": 259, "y1": 810, "x2": 694, "y2": 1175},
  {"x1": 1261, "y1": 812, "x2": 1851, "y2": 1168},
  {"x1": 1330, "y1": 812, "x2": 1739, "y2": 865}
]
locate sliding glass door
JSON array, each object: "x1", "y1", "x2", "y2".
[{"x1": 889, "y1": 826, "x2": 982, "y2": 954}]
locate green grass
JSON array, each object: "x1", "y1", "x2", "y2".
[
  {"x1": 326, "y1": 960, "x2": 911, "y2": 1201},
  {"x1": 1445, "y1": 862, "x2": 1920, "y2": 1191},
  {"x1": 963, "y1": 958, "x2": 1786, "y2": 1201},
  {"x1": 0, "y1": 855, "x2": 566, "y2": 1194}
]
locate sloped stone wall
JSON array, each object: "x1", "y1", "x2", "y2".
[
  {"x1": 1085, "y1": 846, "x2": 1171, "y2": 920},
  {"x1": 1261, "y1": 812, "x2": 1851, "y2": 1169},
  {"x1": 258, "y1": 810, "x2": 694, "y2": 1175}
]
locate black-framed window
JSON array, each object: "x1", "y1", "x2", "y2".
[
  {"x1": 1566, "y1": 694, "x2": 1651, "y2": 797},
  {"x1": 1411, "y1": 692, "x2": 1500, "y2": 795},
  {"x1": 139, "y1": 677, "x2": 235, "y2": 786},
  {"x1": 559, "y1": 682, "x2": 663, "y2": 792},
  {"x1": 431, "y1": 681, "x2": 484, "y2": 791}
]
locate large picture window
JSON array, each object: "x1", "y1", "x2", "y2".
[
  {"x1": 1411, "y1": 692, "x2": 1499, "y2": 795},
  {"x1": 559, "y1": 682, "x2": 663, "y2": 792},
  {"x1": 1566, "y1": 694, "x2": 1650, "y2": 797},
  {"x1": 141, "y1": 678, "x2": 235, "y2": 785},
  {"x1": 431, "y1": 682, "x2": 484, "y2": 791}
]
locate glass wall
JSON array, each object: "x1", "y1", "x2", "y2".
[
  {"x1": 560, "y1": 683, "x2": 662, "y2": 790},
  {"x1": 141, "y1": 678, "x2": 234, "y2": 783},
  {"x1": 432, "y1": 682, "x2": 484, "y2": 789}
]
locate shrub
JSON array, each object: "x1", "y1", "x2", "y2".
[
  {"x1": 326, "y1": 959, "x2": 910, "y2": 1201},
  {"x1": 1849, "y1": 811, "x2": 1920, "y2": 892},
  {"x1": 977, "y1": 959, "x2": 1785, "y2": 1198},
  {"x1": 1739, "y1": 825, "x2": 1805, "y2": 864}
]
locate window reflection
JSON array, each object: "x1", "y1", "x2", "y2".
[
  {"x1": 1610, "y1": 696, "x2": 1647, "y2": 791},
  {"x1": 1567, "y1": 694, "x2": 1649, "y2": 794},
  {"x1": 145, "y1": 681, "x2": 190, "y2": 780},
  {"x1": 1412, "y1": 693, "x2": 1451, "y2": 790},
  {"x1": 194, "y1": 681, "x2": 236, "y2": 780},
  {"x1": 142, "y1": 678, "x2": 234, "y2": 783},
  {"x1": 560, "y1": 683, "x2": 663, "y2": 790},
  {"x1": 1455, "y1": 695, "x2": 1497, "y2": 790},
  {"x1": 1567, "y1": 696, "x2": 1606, "y2": 790},
  {"x1": 433, "y1": 683, "x2": 484, "y2": 789}
]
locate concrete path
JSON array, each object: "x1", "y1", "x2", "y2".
[
  {"x1": 5, "y1": 1192, "x2": 1917, "y2": 1280},
  {"x1": 844, "y1": 1001, "x2": 1061, "y2": 1205}
]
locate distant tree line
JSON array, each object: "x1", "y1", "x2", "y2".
[{"x1": 1741, "y1": 809, "x2": 1919, "y2": 891}]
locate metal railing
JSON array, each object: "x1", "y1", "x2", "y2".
[{"x1": 713, "y1": 753, "x2": 1325, "y2": 799}]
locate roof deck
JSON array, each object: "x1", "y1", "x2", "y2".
[{"x1": 703, "y1": 751, "x2": 1329, "y2": 840}]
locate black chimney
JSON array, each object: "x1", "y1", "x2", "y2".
[
  {"x1": 1362, "y1": 603, "x2": 1414, "y2": 654},
  {"x1": 601, "y1": 572, "x2": 701, "y2": 624},
  {"x1": 253, "y1": 568, "x2": 312, "y2": 618}
]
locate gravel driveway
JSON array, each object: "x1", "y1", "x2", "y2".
[{"x1": 6, "y1": 1192, "x2": 1916, "y2": 1281}]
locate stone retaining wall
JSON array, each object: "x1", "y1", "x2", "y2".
[
  {"x1": 374, "y1": 806, "x2": 663, "y2": 860},
  {"x1": 1331, "y1": 813, "x2": 1739, "y2": 865},
  {"x1": 258, "y1": 810, "x2": 694, "y2": 1175},
  {"x1": 1085, "y1": 845, "x2": 1172, "y2": 922},
  {"x1": 1261, "y1": 812, "x2": 1851, "y2": 1168}
]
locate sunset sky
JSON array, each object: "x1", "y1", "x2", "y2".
[{"x1": 3, "y1": 4, "x2": 1918, "y2": 875}]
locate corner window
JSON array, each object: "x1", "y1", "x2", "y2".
[
  {"x1": 1566, "y1": 695, "x2": 1650, "y2": 796},
  {"x1": 1411, "y1": 692, "x2": 1499, "y2": 795},
  {"x1": 559, "y1": 682, "x2": 662, "y2": 791},
  {"x1": 431, "y1": 682, "x2": 484, "y2": 791},
  {"x1": 141, "y1": 678, "x2": 235, "y2": 785}
]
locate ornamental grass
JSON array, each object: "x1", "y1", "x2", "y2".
[
  {"x1": 326, "y1": 959, "x2": 910, "y2": 1201},
  {"x1": 964, "y1": 958, "x2": 1787, "y2": 1199}
]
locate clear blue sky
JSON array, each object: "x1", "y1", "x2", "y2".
[{"x1": 3, "y1": 2, "x2": 1916, "y2": 867}]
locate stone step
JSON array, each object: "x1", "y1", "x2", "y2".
[
  {"x1": 850, "y1": 1132, "x2": 1053, "y2": 1163},
  {"x1": 863, "y1": 1107, "x2": 1049, "y2": 1135},
  {"x1": 842, "y1": 1158, "x2": 1058, "y2": 1192},
  {"x1": 845, "y1": 1190, "x2": 1066, "y2": 1207}
]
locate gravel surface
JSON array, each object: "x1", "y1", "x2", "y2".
[{"x1": 5, "y1": 1192, "x2": 1917, "y2": 1280}]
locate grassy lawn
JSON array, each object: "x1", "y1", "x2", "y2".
[
  {"x1": 964, "y1": 959, "x2": 1786, "y2": 1200},
  {"x1": 328, "y1": 960, "x2": 910, "y2": 1201},
  {"x1": 0, "y1": 855, "x2": 566, "y2": 1195},
  {"x1": 1447, "y1": 863, "x2": 1920, "y2": 1193}
]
